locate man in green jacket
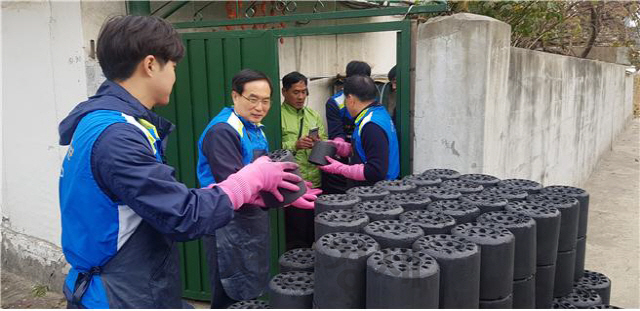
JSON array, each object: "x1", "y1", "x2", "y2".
[{"x1": 281, "y1": 71, "x2": 326, "y2": 249}]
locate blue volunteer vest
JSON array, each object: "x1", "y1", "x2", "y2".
[
  {"x1": 196, "y1": 107, "x2": 269, "y2": 186},
  {"x1": 352, "y1": 105, "x2": 400, "y2": 180},
  {"x1": 330, "y1": 90, "x2": 352, "y2": 122},
  {"x1": 59, "y1": 110, "x2": 163, "y2": 308}
]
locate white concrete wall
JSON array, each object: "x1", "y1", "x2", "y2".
[
  {"x1": 491, "y1": 48, "x2": 635, "y2": 186},
  {"x1": 278, "y1": 29, "x2": 398, "y2": 78},
  {"x1": 413, "y1": 13, "x2": 511, "y2": 174},
  {"x1": 2, "y1": 1, "x2": 88, "y2": 246},
  {"x1": 414, "y1": 13, "x2": 634, "y2": 187}
]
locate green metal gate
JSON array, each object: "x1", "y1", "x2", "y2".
[
  {"x1": 153, "y1": 4, "x2": 446, "y2": 300},
  {"x1": 157, "y1": 22, "x2": 413, "y2": 301}
]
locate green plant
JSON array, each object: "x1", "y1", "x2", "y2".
[{"x1": 31, "y1": 285, "x2": 48, "y2": 298}]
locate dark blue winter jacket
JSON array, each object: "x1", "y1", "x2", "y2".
[{"x1": 58, "y1": 80, "x2": 234, "y2": 308}]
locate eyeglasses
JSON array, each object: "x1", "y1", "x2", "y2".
[{"x1": 240, "y1": 94, "x2": 271, "y2": 106}]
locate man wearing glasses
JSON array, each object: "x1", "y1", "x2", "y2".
[{"x1": 196, "y1": 69, "x2": 317, "y2": 308}]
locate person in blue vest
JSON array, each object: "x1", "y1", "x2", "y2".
[
  {"x1": 320, "y1": 75, "x2": 400, "y2": 186},
  {"x1": 57, "y1": 16, "x2": 303, "y2": 309},
  {"x1": 323, "y1": 61, "x2": 372, "y2": 193},
  {"x1": 197, "y1": 69, "x2": 319, "y2": 308}
]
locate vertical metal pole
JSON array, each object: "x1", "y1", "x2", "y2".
[{"x1": 397, "y1": 20, "x2": 412, "y2": 177}]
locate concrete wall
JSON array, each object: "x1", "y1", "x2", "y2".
[
  {"x1": 414, "y1": 13, "x2": 635, "y2": 187},
  {"x1": 277, "y1": 26, "x2": 398, "y2": 78},
  {"x1": 491, "y1": 48, "x2": 634, "y2": 185},
  {"x1": 571, "y1": 47, "x2": 632, "y2": 66},
  {"x1": 413, "y1": 13, "x2": 511, "y2": 174}
]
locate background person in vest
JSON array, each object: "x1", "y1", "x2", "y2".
[
  {"x1": 57, "y1": 16, "x2": 302, "y2": 309},
  {"x1": 197, "y1": 69, "x2": 318, "y2": 308},
  {"x1": 280, "y1": 71, "x2": 326, "y2": 250},
  {"x1": 320, "y1": 75, "x2": 400, "y2": 187},
  {"x1": 323, "y1": 60, "x2": 372, "y2": 194},
  {"x1": 379, "y1": 65, "x2": 397, "y2": 125}
]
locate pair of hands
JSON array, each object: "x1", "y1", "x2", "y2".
[
  {"x1": 213, "y1": 156, "x2": 321, "y2": 210},
  {"x1": 295, "y1": 135, "x2": 320, "y2": 150},
  {"x1": 299, "y1": 136, "x2": 352, "y2": 157},
  {"x1": 318, "y1": 139, "x2": 366, "y2": 181}
]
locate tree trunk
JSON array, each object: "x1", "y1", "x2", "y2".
[{"x1": 581, "y1": 3, "x2": 601, "y2": 58}]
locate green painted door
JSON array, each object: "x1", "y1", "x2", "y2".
[{"x1": 154, "y1": 30, "x2": 283, "y2": 301}]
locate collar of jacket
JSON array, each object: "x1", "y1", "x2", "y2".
[
  {"x1": 94, "y1": 81, "x2": 174, "y2": 139},
  {"x1": 231, "y1": 107, "x2": 265, "y2": 130},
  {"x1": 354, "y1": 101, "x2": 380, "y2": 124},
  {"x1": 282, "y1": 101, "x2": 306, "y2": 116},
  {"x1": 58, "y1": 80, "x2": 175, "y2": 145}
]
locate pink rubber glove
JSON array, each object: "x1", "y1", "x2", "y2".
[
  {"x1": 289, "y1": 189, "x2": 318, "y2": 210},
  {"x1": 247, "y1": 194, "x2": 267, "y2": 208},
  {"x1": 319, "y1": 156, "x2": 366, "y2": 181},
  {"x1": 329, "y1": 137, "x2": 352, "y2": 157},
  {"x1": 215, "y1": 156, "x2": 302, "y2": 210},
  {"x1": 304, "y1": 181, "x2": 323, "y2": 196}
]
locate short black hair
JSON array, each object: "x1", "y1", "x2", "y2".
[
  {"x1": 232, "y1": 69, "x2": 272, "y2": 95},
  {"x1": 282, "y1": 71, "x2": 308, "y2": 90},
  {"x1": 343, "y1": 75, "x2": 377, "y2": 102},
  {"x1": 388, "y1": 65, "x2": 397, "y2": 81},
  {"x1": 97, "y1": 15, "x2": 184, "y2": 81},
  {"x1": 346, "y1": 61, "x2": 371, "y2": 77}
]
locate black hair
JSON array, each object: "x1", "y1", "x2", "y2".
[
  {"x1": 343, "y1": 75, "x2": 377, "y2": 102},
  {"x1": 282, "y1": 71, "x2": 308, "y2": 90},
  {"x1": 388, "y1": 65, "x2": 397, "y2": 81},
  {"x1": 346, "y1": 61, "x2": 371, "y2": 77},
  {"x1": 232, "y1": 69, "x2": 272, "y2": 95},
  {"x1": 97, "y1": 15, "x2": 184, "y2": 81}
]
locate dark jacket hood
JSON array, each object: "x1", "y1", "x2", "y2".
[{"x1": 58, "y1": 80, "x2": 174, "y2": 145}]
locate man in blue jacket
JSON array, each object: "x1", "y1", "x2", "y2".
[
  {"x1": 197, "y1": 69, "x2": 318, "y2": 308},
  {"x1": 320, "y1": 75, "x2": 399, "y2": 186},
  {"x1": 58, "y1": 16, "x2": 302, "y2": 308},
  {"x1": 323, "y1": 61, "x2": 372, "y2": 193}
]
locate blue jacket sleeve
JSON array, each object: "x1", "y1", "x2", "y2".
[
  {"x1": 92, "y1": 123, "x2": 234, "y2": 242},
  {"x1": 361, "y1": 123, "x2": 389, "y2": 182},
  {"x1": 326, "y1": 99, "x2": 346, "y2": 140},
  {"x1": 201, "y1": 123, "x2": 244, "y2": 182}
]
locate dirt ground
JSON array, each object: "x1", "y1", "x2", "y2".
[
  {"x1": 581, "y1": 118, "x2": 640, "y2": 308},
  {"x1": 1, "y1": 120, "x2": 638, "y2": 309},
  {"x1": 0, "y1": 272, "x2": 66, "y2": 309}
]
